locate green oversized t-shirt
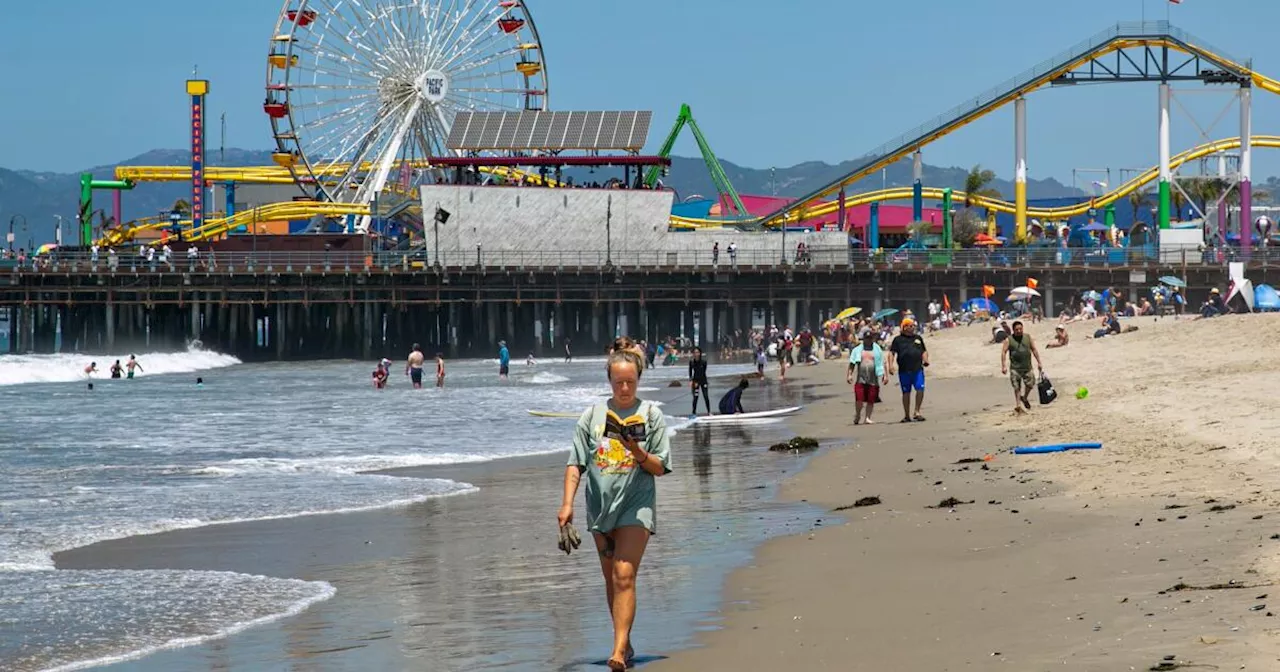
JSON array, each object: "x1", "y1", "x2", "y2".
[{"x1": 568, "y1": 399, "x2": 671, "y2": 534}]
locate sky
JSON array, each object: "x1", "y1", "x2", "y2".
[{"x1": 3, "y1": 0, "x2": 1280, "y2": 187}]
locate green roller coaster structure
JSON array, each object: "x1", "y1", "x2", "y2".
[{"x1": 644, "y1": 104, "x2": 749, "y2": 218}]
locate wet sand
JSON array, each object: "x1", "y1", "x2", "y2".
[
  {"x1": 660, "y1": 317, "x2": 1280, "y2": 671},
  {"x1": 55, "y1": 374, "x2": 826, "y2": 671}
]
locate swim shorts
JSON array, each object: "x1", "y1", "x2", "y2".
[
  {"x1": 898, "y1": 369, "x2": 925, "y2": 393},
  {"x1": 854, "y1": 382, "x2": 880, "y2": 403},
  {"x1": 410, "y1": 368, "x2": 423, "y2": 385}
]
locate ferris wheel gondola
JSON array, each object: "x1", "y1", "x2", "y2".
[{"x1": 265, "y1": 0, "x2": 549, "y2": 226}]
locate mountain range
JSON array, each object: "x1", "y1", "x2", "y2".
[{"x1": 0, "y1": 148, "x2": 1252, "y2": 246}]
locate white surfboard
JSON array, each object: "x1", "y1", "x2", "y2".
[{"x1": 691, "y1": 406, "x2": 802, "y2": 423}]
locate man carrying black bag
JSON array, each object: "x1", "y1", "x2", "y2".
[{"x1": 1000, "y1": 320, "x2": 1044, "y2": 415}]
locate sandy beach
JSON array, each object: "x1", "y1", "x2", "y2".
[{"x1": 659, "y1": 314, "x2": 1280, "y2": 671}]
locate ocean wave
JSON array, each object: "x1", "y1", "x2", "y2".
[
  {"x1": 5, "y1": 570, "x2": 334, "y2": 672},
  {"x1": 0, "y1": 481, "x2": 477, "y2": 572},
  {"x1": 210, "y1": 448, "x2": 569, "y2": 476},
  {"x1": 528, "y1": 372, "x2": 570, "y2": 384},
  {"x1": 0, "y1": 346, "x2": 239, "y2": 386}
]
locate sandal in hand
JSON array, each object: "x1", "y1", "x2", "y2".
[{"x1": 557, "y1": 522, "x2": 582, "y2": 555}]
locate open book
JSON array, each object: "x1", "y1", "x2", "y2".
[{"x1": 604, "y1": 409, "x2": 648, "y2": 442}]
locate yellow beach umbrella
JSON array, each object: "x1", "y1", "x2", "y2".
[{"x1": 834, "y1": 306, "x2": 862, "y2": 322}]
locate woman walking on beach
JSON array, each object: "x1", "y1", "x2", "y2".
[{"x1": 558, "y1": 348, "x2": 671, "y2": 670}]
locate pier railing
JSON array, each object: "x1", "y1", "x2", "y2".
[{"x1": 0, "y1": 246, "x2": 1263, "y2": 273}]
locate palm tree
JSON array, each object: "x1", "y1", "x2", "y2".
[
  {"x1": 1128, "y1": 187, "x2": 1152, "y2": 223},
  {"x1": 171, "y1": 199, "x2": 191, "y2": 216}
]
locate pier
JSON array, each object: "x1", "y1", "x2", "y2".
[{"x1": 1, "y1": 247, "x2": 1264, "y2": 361}]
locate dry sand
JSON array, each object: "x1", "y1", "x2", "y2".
[{"x1": 657, "y1": 314, "x2": 1280, "y2": 671}]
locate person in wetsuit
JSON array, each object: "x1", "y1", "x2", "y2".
[
  {"x1": 718, "y1": 377, "x2": 749, "y2": 415},
  {"x1": 688, "y1": 347, "x2": 710, "y2": 416}
]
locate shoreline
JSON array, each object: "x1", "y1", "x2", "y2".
[
  {"x1": 42, "y1": 370, "x2": 821, "y2": 671},
  {"x1": 658, "y1": 317, "x2": 1280, "y2": 670}
]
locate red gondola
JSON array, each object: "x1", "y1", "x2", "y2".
[
  {"x1": 497, "y1": 18, "x2": 525, "y2": 33},
  {"x1": 287, "y1": 9, "x2": 317, "y2": 26},
  {"x1": 264, "y1": 101, "x2": 289, "y2": 118}
]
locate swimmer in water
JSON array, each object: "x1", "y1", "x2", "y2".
[
  {"x1": 406, "y1": 344, "x2": 425, "y2": 389},
  {"x1": 435, "y1": 353, "x2": 446, "y2": 388},
  {"x1": 125, "y1": 355, "x2": 143, "y2": 379},
  {"x1": 372, "y1": 360, "x2": 389, "y2": 389},
  {"x1": 196, "y1": 377, "x2": 204, "y2": 387},
  {"x1": 83, "y1": 362, "x2": 99, "y2": 377},
  {"x1": 109, "y1": 360, "x2": 123, "y2": 379},
  {"x1": 527, "y1": 353, "x2": 536, "y2": 367}
]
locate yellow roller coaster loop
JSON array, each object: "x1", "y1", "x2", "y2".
[
  {"x1": 737, "y1": 28, "x2": 1280, "y2": 228},
  {"x1": 668, "y1": 135, "x2": 1280, "y2": 230}
]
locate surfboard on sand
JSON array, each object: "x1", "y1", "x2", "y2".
[
  {"x1": 692, "y1": 406, "x2": 802, "y2": 423},
  {"x1": 527, "y1": 410, "x2": 580, "y2": 418}
]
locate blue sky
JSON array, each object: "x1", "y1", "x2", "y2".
[{"x1": 3, "y1": 0, "x2": 1280, "y2": 186}]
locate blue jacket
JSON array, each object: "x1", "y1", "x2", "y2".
[
  {"x1": 499, "y1": 346, "x2": 510, "y2": 365},
  {"x1": 848, "y1": 343, "x2": 885, "y2": 378}
]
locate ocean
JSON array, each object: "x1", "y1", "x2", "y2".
[{"x1": 1, "y1": 349, "x2": 799, "y2": 671}]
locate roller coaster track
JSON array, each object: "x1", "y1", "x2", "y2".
[
  {"x1": 736, "y1": 21, "x2": 1280, "y2": 228},
  {"x1": 103, "y1": 164, "x2": 556, "y2": 246},
  {"x1": 668, "y1": 135, "x2": 1280, "y2": 229},
  {"x1": 114, "y1": 163, "x2": 558, "y2": 187}
]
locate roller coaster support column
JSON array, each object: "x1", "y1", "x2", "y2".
[
  {"x1": 837, "y1": 188, "x2": 846, "y2": 232},
  {"x1": 1014, "y1": 97, "x2": 1028, "y2": 242},
  {"x1": 869, "y1": 202, "x2": 880, "y2": 250},
  {"x1": 1240, "y1": 85, "x2": 1253, "y2": 259},
  {"x1": 224, "y1": 182, "x2": 237, "y2": 218},
  {"x1": 1158, "y1": 83, "x2": 1172, "y2": 230},
  {"x1": 912, "y1": 151, "x2": 923, "y2": 222},
  {"x1": 941, "y1": 188, "x2": 953, "y2": 248}
]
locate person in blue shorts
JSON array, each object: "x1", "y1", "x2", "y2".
[{"x1": 888, "y1": 318, "x2": 929, "y2": 423}]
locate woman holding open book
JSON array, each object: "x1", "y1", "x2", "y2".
[{"x1": 558, "y1": 347, "x2": 671, "y2": 670}]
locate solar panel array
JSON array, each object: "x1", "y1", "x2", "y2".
[{"x1": 446, "y1": 111, "x2": 652, "y2": 151}]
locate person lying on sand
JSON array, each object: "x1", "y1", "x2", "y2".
[{"x1": 1045, "y1": 325, "x2": 1070, "y2": 348}]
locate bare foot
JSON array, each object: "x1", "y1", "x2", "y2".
[{"x1": 864, "y1": 418, "x2": 875, "y2": 424}]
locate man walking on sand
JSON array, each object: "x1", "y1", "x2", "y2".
[
  {"x1": 1001, "y1": 320, "x2": 1043, "y2": 414},
  {"x1": 888, "y1": 318, "x2": 929, "y2": 423},
  {"x1": 846, "y1": 329, "x2": 887, "y2": 425}
]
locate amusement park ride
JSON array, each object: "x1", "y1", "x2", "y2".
[{"x1": 85, "y1": 6, "x2": 1280, "y2": 258}]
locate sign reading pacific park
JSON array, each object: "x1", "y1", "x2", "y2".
[{"x1": 187, "y1": 80, "x2": 209, "y2": 232}]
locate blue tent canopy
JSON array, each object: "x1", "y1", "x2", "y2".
[
  {"x1": 1256, "y1": 284, "x2": 1280, "y2": 312},
  {"x1": 963, "y1": 297, "x2": 999, "y2": 313}
]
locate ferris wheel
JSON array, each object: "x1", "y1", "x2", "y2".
[{"x1": 264, "y1": 0, "x2": 549, "y2": 212}]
